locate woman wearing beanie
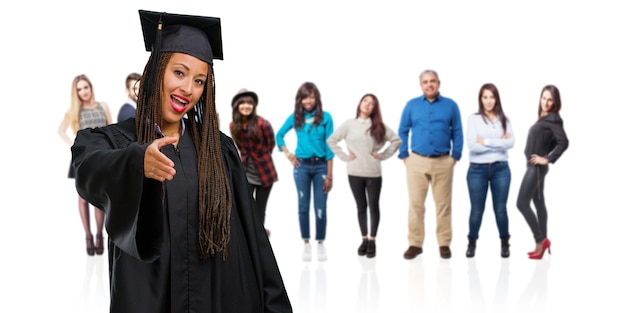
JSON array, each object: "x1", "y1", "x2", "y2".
[{"x1": 230, "y1": 88, "x2": 278, "y2": 236}]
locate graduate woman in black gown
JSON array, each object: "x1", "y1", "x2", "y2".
[{"x1": 71, "y1": 10, "x2": 292, "y2": 313}]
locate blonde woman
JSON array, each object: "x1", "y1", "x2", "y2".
[{"x1": 58, "y1": 74, "x2": 112, "y2": 256}]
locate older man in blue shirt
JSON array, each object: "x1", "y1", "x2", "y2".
[{"x1": 398, "y1": 69, "x2": 463, "y2": 259}]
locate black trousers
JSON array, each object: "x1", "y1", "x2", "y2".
[
  {"x1": 516, "y1": 164, "x2": 549, "y2": 243},
  {"x1": 249, "y1": 183, "x2": 273, "y2": 225},
  {"x1": 348, "y1": 175, "x2": 382, "y2": 237}
]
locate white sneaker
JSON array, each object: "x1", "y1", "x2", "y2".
[
  {"x1": 302, "y1": 243, "x2": 312, "y2": 262},
  {"x1": 317, "y1": 243, "x2": 327, "y2": 262}
]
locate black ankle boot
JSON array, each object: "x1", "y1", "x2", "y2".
[
  {"x1": 358, "y1": 239, "x2": 368, "y2": 256},
  {"x1": 466, "y1": 239, "x2": 476, "y2": 258},
  {"x1": 501, "y1": 237, "x2": 510, "y2": 258},
  {"x1": 366, "y1": 240, "x2": 376, "y2": 258}
]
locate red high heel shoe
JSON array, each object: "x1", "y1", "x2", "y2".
[{"x1": 529, "y1": 238, "x2": 551, "y2": 259}]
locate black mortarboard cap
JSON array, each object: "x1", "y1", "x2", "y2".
[{"x1": 139, "y1": 9, "x2": 223, "y2": 65}]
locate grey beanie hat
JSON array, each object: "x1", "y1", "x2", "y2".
[{"x1": 231, "y1": 88, "x2": 258, "y2": 107}]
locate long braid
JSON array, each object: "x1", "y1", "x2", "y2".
[
  {"x1": 190, "y1": 64, "x2": 232, "y2": 260},
  {"x1": 137, "y1": 53, "x2": 168, "y2": 144},
  {"x1": 136, "y1": 53, "x2": 169, "y2": 219}
]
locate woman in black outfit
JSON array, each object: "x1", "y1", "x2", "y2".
[{"x1": 517, "y1": 85, "x2": 569, "y2": 260}]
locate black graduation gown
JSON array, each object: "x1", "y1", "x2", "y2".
[{"x1": 72, "y1": 118, "x2": 292, "y2": 313}]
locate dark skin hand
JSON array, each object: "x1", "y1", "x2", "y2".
[
  {"x1": 323, "y1": 175, "x2": 333, "y2": 193},
  {"x1": 323, "y1": 159, "x2": 333, "y2": 193},
  {"x1": 286, "y1": 153, "x2": 301, "y2": 168},
  {"x1": 285, "y1": 152, "x2": 333, "y2": 193},
  {"x1": 144, "y1": 136, "x2": 178, "y2": 182}
]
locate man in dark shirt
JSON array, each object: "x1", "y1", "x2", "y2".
[
  {"x1": 117, "y1": 72, "x2": 141, "y2": 122},
  {"x1": 398, "y1": 69, "x2": 463, "y2": 259}
]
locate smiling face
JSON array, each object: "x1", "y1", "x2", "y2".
[
  {"x1": 160, "y1": 52, "x2": 208, "y2": 129},
  {"x1": 76, "y1": 79, "x2": 93, "y2": 104},
  {"x1": 237, "y1": 99, "x2": 254, "y2": 118},
  {"x1": 480, "y1": 89, "x2": 496, "y2": 113},
  {"x1": 540, "y1": 89, "x2": 554, "y2": 114},
  {"x1": 420, "y1": 72, "x2": 440, "y2": 101},
  {"x1": 301, "y1": 92, "x2": 316, "y2": 113},
  {"x1": 359, "y1": 95, "x2": 375, "y2": 119}
]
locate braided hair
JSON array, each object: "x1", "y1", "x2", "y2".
[{"x1": 136, "y1": 52, "x2": 232, "y2": 260}]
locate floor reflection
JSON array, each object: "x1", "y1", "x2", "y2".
[
  {"x1": 435, "y1": 259, "x2": 452, "y2": 313},
  {"x1": 356, "y1": 257, "x2": 380, "y2": 313},
  {"x1": 467, "y1": 257, "x2": 512, "y2": 313},
  {"x1": 406, "y1": 258, "x2": 425, "y2": 311},
  {"x1": 80, "y1": 255, "x2": 108, "y2": 313},
  {"x1": 298, "y1": 263, "x2": 327, "y2": 313},
  {"x1": 517, "y1": 260, "x2": 550, "y2": 313}
]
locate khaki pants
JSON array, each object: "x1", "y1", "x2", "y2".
[{"x1": 405, "y1": 153, "x2": 455, "y2": 247}]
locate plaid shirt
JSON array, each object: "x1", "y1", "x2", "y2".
[{"x1": 231, "y1": 116, "x2": 278, "y2": 187}]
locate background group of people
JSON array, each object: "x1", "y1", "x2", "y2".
[
  {"x1": 224, "y1": 70, "x2": 569, "y2": 264},
  {"x1": 59, "y1": 70, "x2": 569, "y2": 264}
]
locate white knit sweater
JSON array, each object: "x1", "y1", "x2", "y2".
[{"x1": 327, "y1": 118, "x2": 401, "y2": 177}]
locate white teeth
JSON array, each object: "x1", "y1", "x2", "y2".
[{"x1": 172, "y1": 95, "x2": 188, "y2": 105}]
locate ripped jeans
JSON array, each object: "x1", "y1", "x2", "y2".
[{"x1": 294, "y1": 158, "x2": 328, "y2": 241}]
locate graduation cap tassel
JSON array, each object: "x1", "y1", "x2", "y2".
[
  {"x1": 142, "y1": 14, "x2": 164, "y2": 114},
  {"x1": 154, "y1": 14, "x2": 163, "y2": 56}
]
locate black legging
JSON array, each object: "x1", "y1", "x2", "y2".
[
  {"x1": 249, "y1": 183, "x2": 273, "y2": 225},
  {"x1": 516, "y1": 164, "x2": 549, "y2": 243},
  {"x1": 348, "y1": 175, "x2": 382, "y2": 237}
]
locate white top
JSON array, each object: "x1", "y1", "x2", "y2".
[
  {"x1": 327, "y1": 117, "x2": 401, "y2": 177},
  {"x1": 466, "y1": 113, "x2": 515, "y2": 164}
]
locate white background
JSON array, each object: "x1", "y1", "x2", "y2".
[{"x1": 1, "y1": 1, "x2": 624, "y2": 312}]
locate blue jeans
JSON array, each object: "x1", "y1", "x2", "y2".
[
  {"x1": 466, "y1": 161, "x2": 511, "y2": 240},
  {"x1": 293, "y1": 158, "x2": 328, "y2": 241}
]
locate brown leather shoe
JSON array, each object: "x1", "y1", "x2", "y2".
[
  {"x1": 440, "y1": 246, "x2": 451, "y2": 259},
  {"x1": 403, "y1": 246, "x2": 423, "y2": 260}
]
